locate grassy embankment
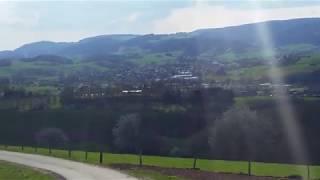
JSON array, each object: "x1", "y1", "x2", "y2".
[{"x1": 0, "y1": 160, "x2": 56, "y2": 180}]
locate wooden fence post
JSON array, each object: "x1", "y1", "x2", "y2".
[
  {"x1": 193, "y1": 156, "x2": 197, "y2": 169},
  {"x1": 307, "y1": 165, "x2": 310, "y2": 180},
  {"x1": 248, "y1": 160, "x2": 252, "y2": 176},
  {"x1": 85, "y1": 151, "x2": 88, "y2": 161},
  {"x1": 68, "y1": 148, "x2": 72, "y2": 158},
  {"x1": 99, "y1": 151, "x2": 103, "y2": 164},
  {"x1": 139, "y1": 150, "x2": 143, "y2": 167},
  {"x1": 48, "y1": 145, "x2": 52, "y2": 154}
]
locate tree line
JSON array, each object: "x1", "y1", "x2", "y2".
[{"x1": 0, "y1": 87, "x2": 320, "y2": 165}]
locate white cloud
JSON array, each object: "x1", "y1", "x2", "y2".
[
  {"x1": 0, "y1": 2, "x2": 20, "y2": 25},
  {"x1": 126, "y1": 12, "x2": 141, "y2": 23},
  {"x1": 106, "y1": 12, "x2": 142, "y2": 26},
  {"x1": 0, "y1": 2, "x2": 39, "y2": 27},
  {"x1": 0, "y1": 29, "x2": 103, "y2": 50},
  {"x1": 153, "y1": 4, "x2": 320, "y2": 33}
]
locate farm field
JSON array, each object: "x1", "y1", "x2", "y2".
[
  {"x1": 1, "y1": 145, "x2": 319, "y2": 179},
  {"x1": 0, "y1": 160, "x2": 55, "y2": 180}
]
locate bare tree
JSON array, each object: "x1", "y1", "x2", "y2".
[
  {"x1": 187, "y1": 130, "x2": 209, "y2": 169},
  {"x1": 35, "y1": 128, "x2": 69, "y2": 153},
  {"x1": 209, "y1": 105, "x2": 273, "y2": 175}
]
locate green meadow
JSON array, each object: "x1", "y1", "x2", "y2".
[{"x1": 1, "y1": 145, "x2": 319, "y2": 179}]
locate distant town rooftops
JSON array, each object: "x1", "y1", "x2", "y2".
[
  {"x1": 259, "y1": 83, "x2": 291, "y2": 87},
  {"x1": 171, "y1": 74, "x2": 193, "y2": 78},
  {"x1": 121, "y1": 90, "x2": 142, "y2": 93}
]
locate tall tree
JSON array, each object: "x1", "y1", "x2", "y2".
[
  {"x1": 209, "y1": 105, "x2": 274, "y2": 162},
  {"x1": 113, "y1": 114, "x2": 143, "y2": 166},
  {"x1": 187, "y1": 130, "x2": 210, "y2": 169},
  {"x1": 35, "y1": 128, "x2": 69, "y2": 152}
]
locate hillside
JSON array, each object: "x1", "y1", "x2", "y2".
[
  {"x1": 2, "y1": 18, "x2": 320, "y2": 58},
  {"x1": 1, "y1": 18, "x2": 320, "y2": 89}
]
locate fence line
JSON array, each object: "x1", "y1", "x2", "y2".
[{"x1": 0, "y1": 144, "x2": 315, "y2": 179}]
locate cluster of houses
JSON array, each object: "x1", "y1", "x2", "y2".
[
  {"x1": 215, "y1": 81, "x2": 320, "y2": 97},
  {"x1": 70, "y1": 65, "x2": 320, "y2": 99},
  {"x1": 73, "y1": 83, "x2": 145, "y2": 99},
  {"x1": 74, "y1": 84, "x2": 106, "y2": 99}
]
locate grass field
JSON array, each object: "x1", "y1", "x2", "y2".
[
  {"x1": 0, "y1": 160, "x2": 55, "y2": 180},
  {"x1": 1, "y1": 145, "x2": 320, "y2": 179}
]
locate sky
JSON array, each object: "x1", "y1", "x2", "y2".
[{"x1": 1, "y1": 0, "x2": 320, "y2": 50}]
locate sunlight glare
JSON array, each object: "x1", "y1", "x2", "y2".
[{"x1": 253, "y1": 2, "x2": 309, "y2": 166}]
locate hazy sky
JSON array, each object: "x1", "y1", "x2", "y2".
[{"x1": 1, "y1": 0, "x2": 320, "y2": 50}]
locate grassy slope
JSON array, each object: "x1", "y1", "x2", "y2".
[
  {"x1": 1, "y1": 146, "x2": 320, "y2": 179},
  {"x1": 221, "y1": 46, "x2": 320, "y2": 81},
  {"x1": 1, "y1": 46, "x2": 320, "y2": 83},
  {"x1": 0, "y1": 160, "x2": 55, "y2": 180},
  {"x1": 228, "y1": 54, "x2": 320, "y2": 81},
  {"x1": 235, "y1": 96, "x2": 320, "y2": 105}
]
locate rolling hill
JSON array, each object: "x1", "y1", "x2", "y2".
[{"x1": 1, "y1": 18, "x2": 320, "y2": 86}]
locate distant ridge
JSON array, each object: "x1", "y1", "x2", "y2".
[{"x1": 1, "y1": 18, "x2": 320, "y2": 59}]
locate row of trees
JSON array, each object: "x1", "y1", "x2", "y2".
[
  {"x1": 0, "y1": 87, "x2": 319, "y2": 164},
  {"x1": 18, "y1": 104, "x2": 272, "y2": 169},
  {"x1": 112, "y1": 105, "x2": 276, "y2": 168}
]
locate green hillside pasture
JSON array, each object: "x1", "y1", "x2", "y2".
[
  {"x1": 0, "y1": 59, "x2": 109, "y2": 80},
  {"x1": 286, "y1": 53, "x2": 320, "y2": 74},
  {"x1": 1, "y1": 146, "x2": 319, "y2": 179},
  {"x1": 24, "y1": 86, "x2": 59, "y2": 95},
  {"x1": 227, "y1": 52, "x2": 320, "y2": 81},
  {"x1": 214, "y1": 49, "x2": 275, "y2": 62},
  {"x1": 235, "y1": 96, "x2": 274, "y2": 105},
  {"x1": 229, "y1": 65, "x2": 269, "y2": 80},
  {"x1": 134, "y1": 52, "x2": 182, "y2": 65},
  {"x1": 278, "y1": 44, "x2": 317, "y2": 54}
]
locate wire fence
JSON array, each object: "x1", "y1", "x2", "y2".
[{"x1": 0, "y1": 144, "x2": 318, "y2": 180}]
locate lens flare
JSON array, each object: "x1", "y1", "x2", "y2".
[{"x1": 253, "y1": 3, "x2": 309, "y2": 166}]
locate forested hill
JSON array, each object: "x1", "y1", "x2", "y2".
[
  {"x1": 1, "y1": 18, "x2": 320, "y2": 86},
  {"x1": 1, "y1": 18, "x2": 320, "y2": 60}
]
